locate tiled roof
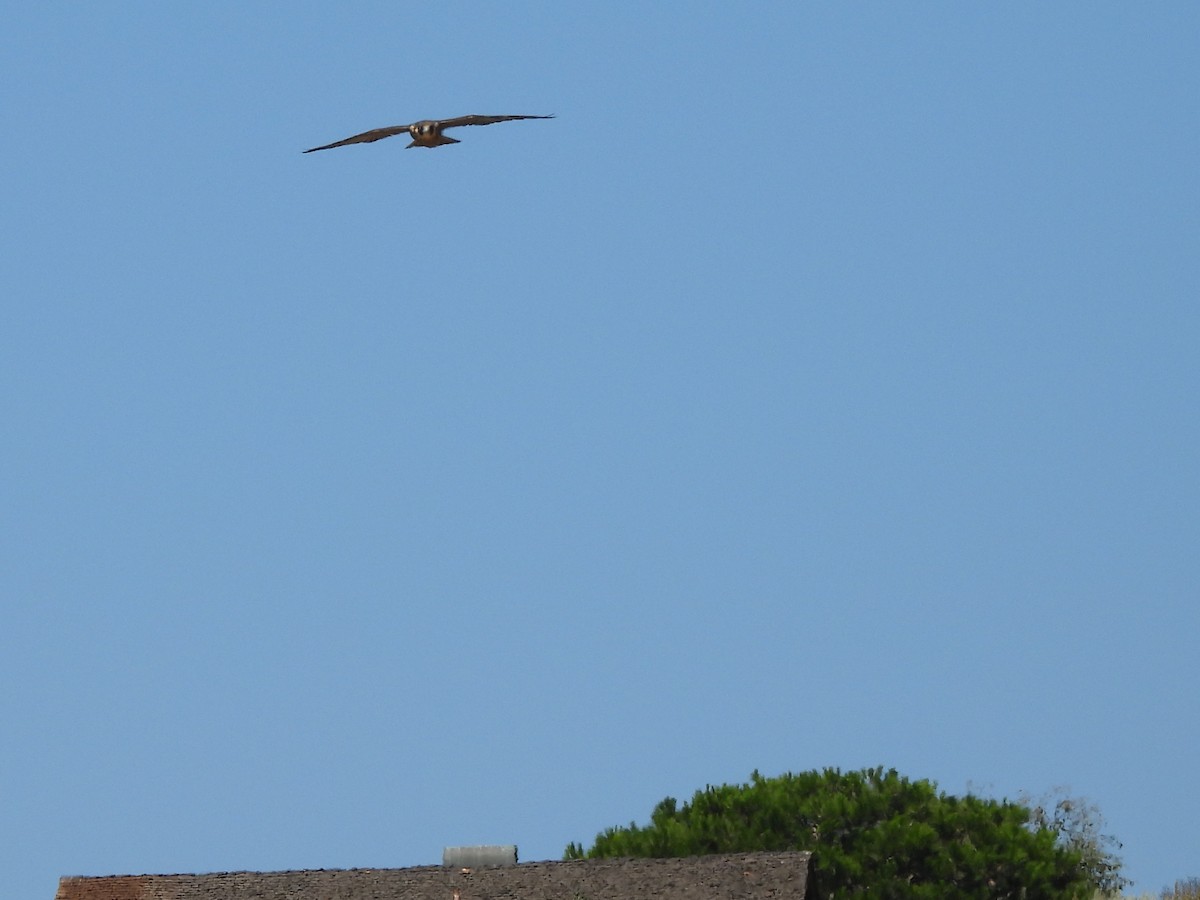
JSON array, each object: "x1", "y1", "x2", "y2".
[{"x1": 56, "y1": 851, "x2": 811, "y2": 900}]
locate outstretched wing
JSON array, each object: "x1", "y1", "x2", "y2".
[
  {"x1": 436, "y1": 114, "x2": 555, "y2": 131},
  {"x1": 303, "y1": 124, "x2": 412, "y2": 153}
]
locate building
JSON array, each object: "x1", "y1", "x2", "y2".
[{"x1": 55, "y1": 850, "x2": 812, "y2": 900}]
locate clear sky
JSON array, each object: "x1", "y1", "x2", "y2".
[{"x1": 2, "y1": 5, "x2": 1197, "y2": 898}]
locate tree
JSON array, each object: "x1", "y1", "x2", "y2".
[
  {"x1": 1161, "y1": 877, "x2": 1200, "y2": 900},
  {"x1": 565, "y1": 767, "x2": 1093, "y2": 900},
  {"x1": 1018, "y1": 787, "x2": 1130, "y2": 896}
]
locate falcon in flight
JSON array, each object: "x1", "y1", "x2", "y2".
[{"x1": 303, "y1": 114, "x2": 554, "y2": 152}]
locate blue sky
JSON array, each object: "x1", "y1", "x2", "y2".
[{"x1": 2, "y1": 4, "x2": 1197, "y2": 897}]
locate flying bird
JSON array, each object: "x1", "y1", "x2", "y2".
[{"x1": 303, "y1": 114, "x2": 554, "y2": 153}]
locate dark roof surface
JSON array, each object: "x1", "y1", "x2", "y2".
[{"x1": 56, "y1": 852, "x2": 811, "y2": 900}]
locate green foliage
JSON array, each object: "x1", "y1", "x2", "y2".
[
  {"x1": 565, "y1": 767, "x2": 1094, "y2": 900},
  {"x1": 1019, "y1": 787, "x2": 1130, "y2": 895}
]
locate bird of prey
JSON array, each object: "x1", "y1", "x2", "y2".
[{"x1": 303, "y1": 114, "x2": 554, "y2": 153}]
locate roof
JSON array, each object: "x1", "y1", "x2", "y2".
[{"x1": 55, "y1": 851, "x2": 812, "y2": 900}]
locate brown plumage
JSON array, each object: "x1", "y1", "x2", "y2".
[{"x1": 303, "y1": 114, "x2": 554, "y2": 152}]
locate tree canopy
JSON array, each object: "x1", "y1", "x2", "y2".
[{"x1": 565, "y1": 767, "x2": 1096, "y2": 900}]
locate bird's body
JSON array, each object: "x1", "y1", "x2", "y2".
[{"x1": 303, "y1": 114, "x2": 554, "y2": 153}]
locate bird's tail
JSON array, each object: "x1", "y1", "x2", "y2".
[{"x1": 407, "y1": 135, "x2": 460, "y2": 148}]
